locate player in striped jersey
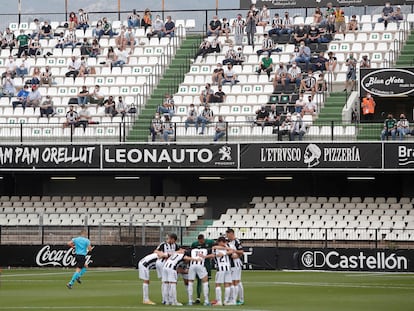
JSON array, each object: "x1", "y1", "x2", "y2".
[
  {"x1": 187, "y1": 246, "x2": 211, "y2": 306},
  {"x1": 226, "y1": 228, "x2": 245, "y2": 305},
  {"x1": 203, "y1": 236, "x2": 235, "y2": 306},
  {"x1": 138, "y1": 252, "x2": 161, "y2": 305},
  {"x1": 154, "y1": 233, "x2": 180, "y2": 304},
  {"x1": 162, "y1": 248, "x2": 201, "y2": 306}
]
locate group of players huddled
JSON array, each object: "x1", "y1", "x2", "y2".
[{"x1": 138, "y1": 229, "x2": 244, "y2": 306}]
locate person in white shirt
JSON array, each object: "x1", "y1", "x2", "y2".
[
  {"x1": 222, "y1": 63, "x2": 238, "y2": 85},
  {"x1": 112, "y1": 46, "x2": 129, "y2": 68},
  {"x1": 285, "y1": 62, "x2": 302, "y2": 88},
  {"x1": 232, "y1": 14, "x2": 245, "y2": 46},
  {"x1": 138, "y1": 252, "x2": 161, "y2": 305},
  {"x1": 88, "y1": 85, "x2": 104, "y2": 105},
  {"x1": 397, "y1": 113, "x2": 410, "y2": 140},
  {"x1": 303, "y1": 95, "x2": 317, "y2": 115},
  {"x1": 290, "y1": 111, "x2": 307, "y2": 141},
  {"x1": 187, "y1": 247, "x2": 211, "y2": 306},
  {"x1": 147, "y1": 15, "x2": 164, "y2": 39},
  {"x1": 185, "y1": 104, "x2": 198, "y2": 130},
  {"x1": 65, "y1": 56, "x2": 81, "y2": 79}
]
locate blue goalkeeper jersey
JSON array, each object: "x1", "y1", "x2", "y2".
[{"x1": 72, "y1": 236, "x2": 91, "y2": 256}]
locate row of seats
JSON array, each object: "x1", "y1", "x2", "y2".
[{"x1": 250, "y1": 196, "x2": 411, "y2": 204}]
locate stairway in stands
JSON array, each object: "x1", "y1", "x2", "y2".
[
  {"x1": 395, "y1": 30, "x2": 414, "y2": 67},
  {"x1": 182, "y1": 219, "x2": 214, "y2": 246},
  {"x1": 314, "y1": 92, "x2": 346, "y2": 125},
  {"x1": 127, "y1": 36, "x2": 202, "y2": 142}
]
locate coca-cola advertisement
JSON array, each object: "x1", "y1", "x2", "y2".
[{"x1": 35, "y1": 245, "x2": 93, "y2": 267}]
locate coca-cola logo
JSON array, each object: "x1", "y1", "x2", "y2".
[{"x1": 35, "y1": 245, "x2": 93, "y2": 267}]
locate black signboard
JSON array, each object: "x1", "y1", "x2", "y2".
[
  {"x1": 384, "y1": 143, "x2": 414, "y2": 169},
  {"x1": 360, "y1": 68, "x2": 414, "y2": 97},
  {"x1": 240, "y1": 0, "x2": 409, "y2": 9},
  {"x1": 102, "y1": 144, "x2": 238, "y2": 169},
  {"x1": 0, "y1": 145, "x2": 100, "y2": 169},
  {"x1": 240, "y1": 142, "x2": 382, "y2": 169}
]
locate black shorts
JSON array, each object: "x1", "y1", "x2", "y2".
[{"x1": 75, "y1": 255, "x2": 86, "y2": 269}]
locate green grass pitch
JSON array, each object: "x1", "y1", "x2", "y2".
[{"x1": 0, "y1": 268, "x2": 413, "y2": 311}]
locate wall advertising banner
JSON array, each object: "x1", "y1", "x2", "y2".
[
  {"x1": 240, "y1": 142, "x2": 382, "y2": 169},
  {"x1": 102, "y1": 144, "x2": 238, "y2": 169},
  {"x1": 360, "y1": 68, "x2": 414, "y2": 97},
  {"x1": 239, "y1": 0, "x2": 409, "y2": 9},
  {"x1": 384, "y1": 143, "x2": 414, "y2": 169}
]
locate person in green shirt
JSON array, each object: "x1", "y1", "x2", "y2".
[
  {"x1": 190, "y1": 234, "x2": 215, "y2": 304},
  {"x1": 16, "y1": 30, "x2": 30, "y2": 58},
  {"x1": 256, "y1": 52, "x2": 273, "y2": 80},
  {"x1": 381, "y1": 114, "x2": 397, "y2": 140}
]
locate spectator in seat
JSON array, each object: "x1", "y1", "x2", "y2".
[
  {"x1": 40, "y1": 95, "x2": 55, "y2": 117},
  {"x1": 255, "y1": 105, "x2": 269, "y2": 127},
  {"x1": 98, "y1": 17, "x2": 116, "y2": 40},
  {"x1": 78, "y1": 56, "x2": 90, "y2": 77},
  {"x1": 326, "y1": 11, "x2": 336, "y2": 34},
  {"x1": 213, "y1": 116, "x2": 226, "y2": 141},
  {"x1": 30, "y1": 66, "x2": 41, "y2": 85},
  {"x1": 397, "y1": 113, "x2": 410, "y2": 140},
  {"x1": 39, "y1": 21, "x2": 53, "y2": 39},
  {"x1": 162, "y1": 115, "x2": 174, "y2": 142},
  {"x1": 200, "y1": 83, "x2": 214, "y2": 105},
  {"x1": 78, "y1": 104, "x2": 91, "y2": 130},
  {"x1": 2, "y1": 28, "x2": 15, "y2": 52},
  {"x1": 222, "y1": 63, "x2": 238, "y2": 85},
  {"x1": 116, "y1": 26, "x2": 129, "y2": 50},
  {"x1": 347, "y1": 15, "x2": 358, "y2": 32},
  {"x1": 63, "y1": 105, "x2": 79, "y2": 128},
  {"x1": 327, "y1": 51, "x2": 337, "y2": 73},
  {"x1": 279, "y1": 113, "x2": 292, "y2": 139},
  {"x1": 68, "y1": 12, "x2": 78, "y2": 30},
  {"x1": 306, "y1": 24, "x2": 321, "y2": 44},
  {"x1": 256, "y1": 33, "x2": 275, "y2": 56},
  {"x1": 245, "y1": 10, "x2": 257, "y2": 47},
  {"x1": 161, "y1": 16, "x2": 175, "y2": 39},
  {"x1": 28, "y1": 37, "x2": 42, "y2": 57},
  {"x1": 290, "y1": 111, "x2": 307, "y2": 141},
  {"x1": 195, "y1": 39, "x2": 211, "y2": 60},
  {"x1": 185, "y1": 104, "x2": 198, "y2": 130},
  {"x1": 88, "y1": 85, "x2": 104, "y2": 105},
  {"x1": 125, "y1": 27, "x2": 136, "y2": 53},
  {"x1": 147, "y1": 15, "x2": 164, "y2": 39},
  {"x1": 80, "y1": 38, "x2": 91, "y2": 56},
  {"x1": 320, "y1": 2, "x2": 335, "y2": 28},
  {"x1": 141, "y1": 9, "x2": 152, "y2": 32},
  {"x1": 381, "y1": 113, "x2": 397, "y2": 140},
  {"x1": 221, "y1": 17, "x2": 231, "y2": 43},
  {"x1": 26, "y1": 84, "x2": 42, "y2": 108},
  {"x1": 158, "y1": 93, "x2": 175, "y2": 117},
  {"x1": 360, "y1": 55, "x2": 371, "y2": 69},
  {"x1": 12, "y1": 84, "x2": 29, "y2": 109},
  {"x1": 285, "y1": 61, "x2": 302, "y2": 89},
  {"x1": 232, "y1": 14, "x2": 245, "y2": 46},
  {"x1": 211, "y1": 63, "x2": 224, "y2": 86},
  {"x1": 392, "y1": 6, "x2": 404, "y2": 22},
  {"x1": 207, "y1": 36, "x2": 221, "y2": 54},
  {"x1": 77, "y1": 9, "x2": 90, "y2": 31},
  {"x1": 31, "y1": 19, "x2": 41, "y2": 39},
  {"x1": 222, "y1": 45, "x2": 237, "y2": 66},
  {"x1": 40, "y1": 66, "x2": 52, "y2": 86},
  {"x1": 65, "y1": 56, "x2": 81, "y2": 79},
  {"x1": 2, "y1": 73, "x2": 16, "y2": 97},
  {"x1": 92, "y1": 19, "x2": 103, "y2": 39},
  {"x1": 280, "y1": 11, "x2": 293, "y2": 35},
  {"x1": 295, "y1": 94, "x2": 306, "y2": 113},
  {"x1": 112, "y1": 46, "x2": 129, "y2": 69},
  {"x1": 16, "y1": 29, "x2": 30, "y2": 58},
  {"x1": 196, "y1": 104, "x2": 214, "y2": 135},
  {"x1": 234, "y1": 47, "x2": 245, "y2": 65},
  {"x1": 257, "y1": 5, "x2": 270, "y2": 29},
  {"x1": 295, "y1": 41, "x2": 311, "y2": 70},
  {"x1": 127, "y1": 9, "x2": 141, "y2": 28},
  {"x1": 272, "y1": 62, "x2": 287, "y2": 91},
  {"x1": 256, "y1": 52, "x2": 273, "y2": 81},
  {"x1": 344, "y1": 53, "x2": 357, "y2": 92},
  {"x1": 303, "y1": 95, "x2": 317, "y2": 116},
  {"x1": 312, "y1": 52, "x2": 328, "y2": 72},
  {"x1": 104, "y1": 96, "x2": 117, "y2": 117},
  {"x1": 16, "y1": 55, "x2": 30, "y2": 79},
  {"x1": 378, "y1": 2, "x2": 394, "y2": 28},
  {"x1": 269, "y1": 13, "x2": 282, "y2": 36},
  {"x1": 299, "y1": 70, "x2": 317, "y2": 97},
  {"x1": 334, "y1": 6, "x2": 346, "y2": 36},
  {"x1": 316, "y1": 73, "x2": 327, "y2": 93},
  {"x1": 313, "y1": 7, "x2": 323, "y2": 25},
  {"x1": 360, "y1": 92, "x2": 376, "y2": 122},
  {"x1": 77, "y1": 85, "x2": 89, "y2": 105},
  {"x1": 149, "y1": 112, "x2": 163, "y2": 141},
  {"x1": 89, "y1": 39, "x2": 101, "y2": 58},
  {"x1": 2, "y1": 55, "x2": 17, "y2": 82},
  {"x1": 207, "y1": 16, "x2": 221, "y2": 37},
  {"x1": 292, "y1": 24, "x2": 308, "y2": 45},
  {"x1": 210, "y1": 86, "x2": 226, "y2": 103},
  {"x1": 116, "y1": 96, "x2": 128, "y2": 119}
]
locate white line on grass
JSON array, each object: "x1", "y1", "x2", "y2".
[
  {"x1": 1, "y1": 269, "x2": 129, "y2": 278},
  {"x1": 267, "y1": 281, "x2": 414, "y2": 290},
  {"x1": 0, "y1": 307, "x2": 267, "y2": 311}
]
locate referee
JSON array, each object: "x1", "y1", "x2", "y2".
[
  {"x1": 190, "y1": 234, "x2": 214, "y2": 304},
  {"x1": 66, "y1": 229, "x2": 92, "y2": 289}
]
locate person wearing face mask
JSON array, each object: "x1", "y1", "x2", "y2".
[
  {"x1": 285, "y1": 62, "x2": 302, "y2": 89},
  {"x1": 207, "y1": 16, "x2": 222, "y2": 37},
  {"x1": 295, "y1": 41, "x2": 311, "y2": 70},
  {"x1": 245, "y1": 11, "x2": 257, "y2": 47},
  {"x1": 280, "y1": 12, "x2": 293, "y2": 35},
  {"x1": 397, "y1": 114, "x2": 410, "y2": 140},
  {"x1": 293, "y1": 24, "x2": 308, "y2": 44},
  {"x1": 147, "y1": 15, "x2": 164, "y2": 39},
  {"x1": 361, "y1": 92, "x2": 376, "y2": 122},
  {"x1": 378, "y1": 2, "x2": 394, "y2": 28},
  {"x1": 88, "y1": 85, "x2": 104, "y2": 106},
  {"x1": 256, "y1": 33, "x2": 275, "y2": 56},
  {"x1": 200, "y1": 83, "x2": 214, "y2": 105},
  {"x1": 222, "y1": 63, "x2": 238, "y2": 85},
  {"x1": 223, "y1": 45, "x2": 237, "y2": 66},
  {"x1": 360, "y1": 55, "x2": 371, "y2": 69},
  {"x1": 306, "y1": 24, "x2": 321, "y2": 44},
  {"x1": 272, "y1": 62, "x2": 287, "y2": 92},
  {"x1": 185, "y1": 104, "x2": 198, "y2": 130},
  {"x1": 149, "y1": 112, "x2": 163, "y2": 142},
  {"x1": 268, "y1": 13, "x2": 282, "y2": 36},
  {"x1": 344, "y1": 53, "x2": 357, "y2": 92},
  {"x1": 256, "y1": 52, "x2": 274, "y2": 81},
  {"x1": 295, "y1": 94, "x2": 306, "y2": 113},
  {"x1": 381, "y1": 114, "x2": 397, "y2": 140},
  {"x1": 257, "y1": 4, "x2": 270, "y2": 29},
  {"x1": 232, "y1": 14, "x2": 245, "y2": 46},
  {"x1": 334, "y1": 6, "x2": 346, "y2": 36}
]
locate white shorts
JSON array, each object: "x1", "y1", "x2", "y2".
[
  {"x1": 162, "y1": 268, "x2": 178, "y2": 283},
  {"x1": 138, "y1": 262, "x2": 150, "y2": 281},
  {"x1": 156, "y1": 260, "x2": 165, "y2": 279},
  {"x1": 188, "y1": 265, "x2": 208, "y2": 281},
  {"x1": 215, "y1": 270, "x2": 232, "y2": 284},
  {"x1": 231, "y1": 267, "x2": 242, "y2": 281}
]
